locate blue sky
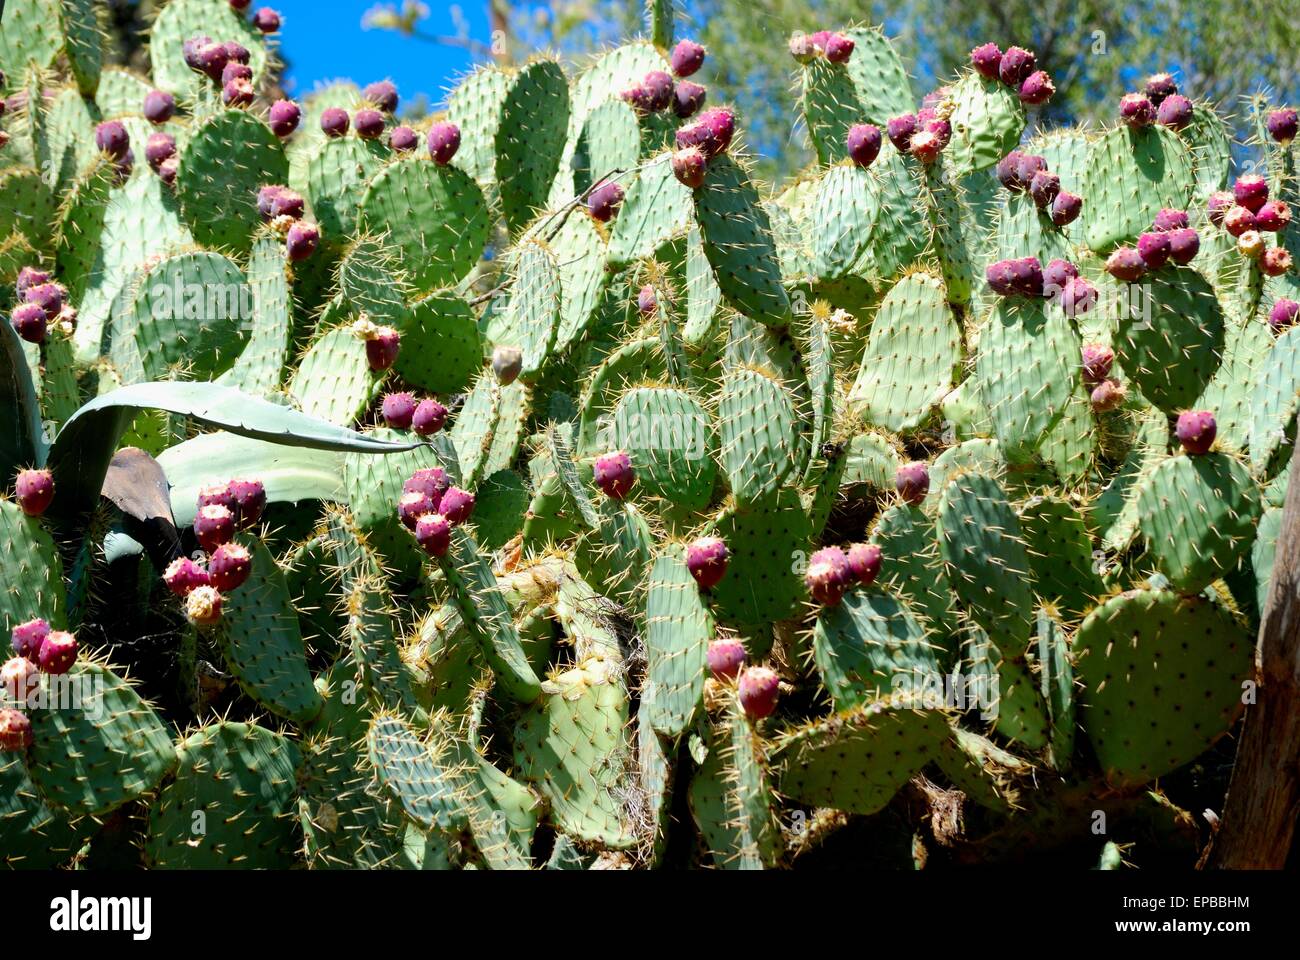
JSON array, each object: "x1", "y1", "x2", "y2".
[{"x1": 270, "y1": 1, "x2": 493, "y2": 110}]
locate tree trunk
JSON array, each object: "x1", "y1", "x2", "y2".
[{"x1": 1208, "y1": 439, "x2": 1300, "y2": 868}]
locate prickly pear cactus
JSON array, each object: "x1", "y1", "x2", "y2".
[{"x1": 0, "y1": 1, "x2": 1290, "y2": 871}]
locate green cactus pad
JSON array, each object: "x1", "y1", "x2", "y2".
[
  {"x1": 175, "y1": 109, "x2": 288, "y2": 254},
  {"x1": 149, "y1": 0, "x2": 267, "y2": 101},
  {"x1": 572, "y1": 99, "x2": 641, "y2": 198},
  {"x1": 1195, "y1": 311, "x2": 1272, "y2": 454},
  {"x1": 495, "y1": 60, "x2": 571, "y2": 236},
  {"x1": 869, "y1": 502, "x2": 960, "y2": 639},
  {"x1": 28, "y1": 662, "x2": 177, "y2": 816},
  {"x1": 1036, "y1": 608, "x2": 1076, "y2": 770},
  {"x1": 1072, "y1": 589, "x2": 1253, "y2": 786},
  {"x1": 446, "y1": 66, "x2": 511, "y2": 188},
  {"x1": 1252, "y1": 505, "x2": 1282, "y2": 616},
  {"x1": 221, "y1": 234, "x2": 294, "y2": 395},
  {"x1": 945, "y1": 73, "x2": 1025, "y2": 176},
  {"x1": 612, "y1": 385, "x2": 716, "y2": 511},
  {"x1": 215, "y1": 537, "x2": 323, "y2": 725},
  {"x1": 774, "y1": 696, "x2": 949, "y2": 815},
  {"x1": 145, "y1": 722, "x2": 302, "y2": 869},
  {"x1": 1082, "y1": 125, "x2": 1196, "y2": 253},
  {"x1": 709, "y1": 487, "x2": 810, "y2": 625},
  {"x1": 360, "y1": 156, "x2": 490, "y2": 290},
  {"x1": 1019, "y1": 495, "x2": 1105, "y2": 621},
  {"x1": 694, "y1": 156, "x2": 792, "y2": 328},
  {"x1": 391, "y1": 293, "x2": 483, "y2": 395},
  {"x1": 306, "y1": 137, "x2": 387, "y2": 247},
  {"x1": 0, "y1": 167, "x2": 56, "y2": 282},
  {"x1": 849, "y1": 272, "x2": 960, "y2": 432},
  {"x1": 486, "y1": 240, "x2": 561, "y2": 381},
  {"x1": 288, "y1": 323, "x2": 380, "y2": 427},
  {"x1": 1135, "y1": 452, "x2": 1262, "y2": 594},
  {"x1": 0, "y1": 0, "x2": 63, "y2": 78},
  {"x1": 44, "y1": 88, "x2": 99, "y2": 193},
  {"x1": 994, "y1": 192, "x2": 1072, "y2": 263},
  {"x1": 937, "y1": 471, "x2": 1036, "y2": 652},
  {"x1": 967, "y1": 624, "x2": 1049, "y2": 749},
  {"x1": 0, "y1": 499, "x2": 66, "y2": 632},
  {"x1": 607, "y1": 152, "x2": 694, "y2": 269},
  {"x1": 367, "y1": 715, "x2": 467, "y2": 832},
  {"x1": 1250, "y1": 325, "x2": 1300, "y2": 476},
  {"x1": 643, "y1": 552, "x2": 714, "y2": 737},
  {"x1": 513, "y1": 654, "x2": 635, "y2": 848},
  {"x1": 718, "y1": 365, "x2": 802, "y2": 505},
  {"x1": 0, "y1": 755, "x2": 84, "y2": 869}
]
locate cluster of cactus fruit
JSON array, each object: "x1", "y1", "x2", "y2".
[{"x1": 0, "y1": 0, "x2": 1298, "y2": 870}]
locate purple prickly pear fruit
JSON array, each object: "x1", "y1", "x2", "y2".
[
  {"x1": 227, "y1": 478, "x2": 266, "y2": 528},
  {"x1": 492, "y1": 345, "x2": 523, "y2": 385},
  {"x1": 1089, "y1": 378, "x2": 1127, "y2": 413},
  {"x1": 185, "y1": 585, "x2": 224, "y2": 626},
  {"x1": 1080, "y1": 343, "x2": 1114, "y2": 385},
  {"x1": 412, "y1": 399, "x2": 449, "y2": 437},
  {"x1": 257, "y1": 184, "x2": 304, "y2": 221},
  {"x1": 222, "y1": 62, "x2": 253, "y2": 85},
  {"x1": 1167, "y1": 228, "x2": 1200, "y2": 265},
  {"x1": 363, "y1": 80, "x2": 398, "y2": 113},
  {"x1": 706, "y1": 639, "x2": 746, "y2": 680},
  {"x1": 637, "y1": 285, "x2": 657, "y2": 316},
  {"x1": 788, "y1": 33, "x2": 816, "y2": 63},
  {"x1": 847, "y1": 543, "x2": 882, "y2": 585},
  {"x1": 398, "y1": 491, "x2": 435, "y2": 530},
  {"x1": 1144, "y1": 72, "x2": 1178, "y2": 105},
  {"x1": 1237, "y1": 230, "x2": 1266, "y2": 259},
  {"x1": 182, "y1": 35, "x2": 213, "y2": 72},
  {"x1": 685, "y1": 536, "x2": 730, "y2": 590},
  {"x1": 824, "y1": 33, "x2": 855, "y2": 63},
  {"x1": 806, "y1": 30, "x2": 833, "y2": 54},
  {"x1": 1175, "y1": 410, "x2": 1217, "y2": 455},
  {"x1": 1060, "y1": 277, "x2": 1098, "y2": 317},
  {"x1": 1137, "y1": 231, "x2": 1173, "y2": 269},
  {"x1": 415, "y1": 513, "x2": 451, "y2": 557},
  {"x1": 671, "y1": 39, "x2": 706, "y2": 77},
  {"x1": 1151, "y1": 208, "x2": 1189, "y2": 232},
  {"x1": 996, "y1": 46, "x2": 1034, "y2": 86},
  {"x1": 923, "y1": 116, "x2": 952, "y2": 149},
  {"x1": 427, "y1": 122, "x2": 461, "y2": 165},
  {"x1": 642, "y1": 70, "x2": 674, "y2": 112},
  {"x1": 0, "y1": 709, "x2": 33, "y2": 752},
  {"x1": 285, "y1": 221, "x2": 319, "y2": 261},
  {"x1": 11, "y1": 303, "x2": 47, "y2": 344},
  {"x1": 1254, "y1": 200, "x2": 1291, "y2": 232},
  {"x1": 846, "y1": 123, "x2": 882, "y2": 168},
  {"x1": 672, "y1": 80, "x2": 706, "y2": 119},
  {"x1": 193, "y1": 40, "x2": 230, "y2": 81},
  {"x1": 1234, "y1": 175, "x2": 1269, "y2": 212},
  {"x1": 320, "y1": 107, "x2": 349, "y2": 138},
  {"x1": 1042, "y1": 258, "x2": 1079, "y2": 295},
  {"x1": 225, "y1": 41, "x2": 251, "y2": 64},
  {"x1": 1105, "y1": 246, "x2": 1147, "y2": 282},
  {"x1": 11, "y1": 619, "x2": 49, "y2": 659},
  {"x1": 145, "y1": 132, "x2": 176, "y2": 171},
  {"x1": 886, "y1": 113, "x2": 917, "y2": 152},
  {"x1": 1050, "y1": 191, "x2": 1083, "y2": 227},
  {"x1": 1268, "y1": 107, "x2": 1299, "y2": 146},
  {"x1": 15, "y1": 468, "x2": 54, "y2": 516},
  {"x1": 908, "y1": 129, "x2": 943, "y2": 163},
  {"x1": 594, "y1": 451, "x2": 634, "y2": 499},
  {"x1": 24, "y1": 282, "x2": 64, "y2": 316},
  {"x1": 365, "y1": 325, "x2": 400, "y2": 371},
  {"x1": 37, "y1": 630, "x2": 77, "y2": 675},
  {"x1": 389, "y1": 125, "x2": 418, "y2": 151},
  {"x1": 353, "y1": 108, "x2": 385, "y2": 139},
  {"x1": 438, "y1": 486, "x2": 475, "y2": 525},
  {"x1": 671, "y1": 147, "x2": 707, "y2": 188},
  {"x1": 404, "y1": 466, "x2": 450, "y2": 501},
  {"x1": 95, "y1": 120, "x2": 130, "y2": 160},
  {"x1": 1207, "y1": 191, "x2": 1234, "y2": 226},
  {"x1": 208, "y1": 542, "x2": 252, "y2": 592},
  {"x1": 1029, "y1": 170, "x2": 1060, "y2": 209},
  {"x1": 985, "y1": 259, "x2": 1017, "y2": 296},
  {"x1": 987, "y1": 256, "x2": 1043, "y2": 297},
  {"x1": 2, "y1": 657, "x2": 39, "y2": 708},
  {"x1": 805, "y1": 547, "x2": 852, "y2": 606},
  {"x1": 895, "y1": 462, "x2": 930, "y2": 505},
  {"x1": 970, "y1": 42, "x2": 1003, "y2": 80},
  {"x1": 921, "y1": 87, "x2": 951, "y2": 111},
  {"x1": 143, "y1": 89, "x2": 175, "y2": 124},
  {"x1": 697, "y1": 107, "x2": 735, "y2": 156},
  {"x1": 382, "y1": 391, "x2": 417, "y2": 429},
  {"x1": 163, "y1": 557, "x2": 209, "y2": 597},
  {"x1": 268, "y1": 99, "x2": 300, "y2": 137},
  {"x1": 1223, "y1": 205, "x2": 1257, "y2": 237},
  {"x1": 586, "y1": 180, "x2": 625, "y2": 223},
  {"x1": 1019, "y1": 70, "x2": 1055, "y2": 105},
  {"x1": 197, "y1": 482, "x2": 235, "y2": 513},
  {"x1": 1262, "y1": 247, "x2": 1293, "y2": 277},
  {"x1": 253, "y1": 7, "x2": 281, "y2": 32},
  {"x1": 996, "y1": 150, "x2": 1027, "y2": 190},
  {"x1": 738, "y1": 666, "x2": 780, "y2": 719},
  {"x1": 1269, "y1": 298, "x2": 1300, "y2": 332},
  {"x1": 222, "y1": 78, "x2": 254, "y2": 107},
  {"x1": 1156, "y1": 94, "x2": 1193, "y2": 130},
  {"x1": 195, "y1": 504, "x2": 235, "y2": 552},
  {"x1": 16, "y1": 266, "x2": 51, "y2": 296},
  {"x1": 1015, "y1": 153, "x2": 1047, "y2": 187},
  {"x1": 231, "y1": 0, "x2": 251, "y2": 10},
  {"x1": 1119, "y1": 93, "x2": 1156, "y2": 127},
  {"x1": 620, "y1": 83, "x2": 652, "y2": 115}
]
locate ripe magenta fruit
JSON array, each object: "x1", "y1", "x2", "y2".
[
  {"x1": 671, "y1": 147, "x2": 707, "y2": 188},
  {"x1": 999, "y1": 46, "x2": 1036, "y2": 86},
  {"x1": 95, "y1": 120, "x2": 130, "y2": 159},
  {"x1": 163, "y1": 557, "x2": 210, "y2": 597},
  {"x1": 970, "y1": 43, "x2": 1003, "y2": 80},
  {"x1": 738, "y1": 666, "x2": 780, "y2": 719},
  {"x1": 805, "y1": 547, "x2": 852, "y2": 605},
  {"x1": 143, "y1": 89, "x2": 175, "y2": 123},
  {"x1": 1262, "y1": 247, "x2": 1293, "y2": 277},
  {"x1": 268, "y1": 99, "x2": 300, "y2": 137},
  {"x1": 587, "y1": 180, "x2": 625, "y2": 222},
  {"x1": 415, "y1": 513, "x2": 452, "y2": 557},
  {"x1": 389, "y1": 125, "x2": 418, "y2": 151},
  {"x1": 365, "y1": 325, "x2": 400, "y2": 371},
  {"x1": 353, "y1": 108, "x2": 385, "y2": 139},
  {"x1": 637, "y1": 285, "x2": 657, "y2": 316},
  {"x1": 208, "y1": 542, "x2": 253, "y2": 592},
  {"x1": 1137, "y1": 231, "x2": 1173, "y2": 269},
  {"x1": 673, "y1": 80, "x2": 706, "y2": 119},
  {"x1": 886, "y1": 113, "x2": 917, "y2": 152},
  {"x1": 195, "y1": 504, "x2": 235, "y2": 551},
  {"x1": 1223, "y1": 205, "x2": 1257, "y2": 237},
  {"x1": 895, "y1": 462, "x2": 929, "y2": 505},
  {"x1": 11, "y1": 303, "x2": 48, "y2": 344},
  {"x1": 286, "y1": 221, "x2": 319, "y2": 261},
  {"x1": 438, "y1": 486, "x2": 476, "y2": 525},
  {"x1": 252, "y1": 7, "x2": 281, "y2": 32},
  {"x1": 846, "y1": 123, "x2": 882, "y2": 168},
  {"x1": 909, "y1": 130, "x2": 943, "y2": 163},
  {"x1": 1234, "y1": 175, "x2": 1269, "y2": 212},
  {"x1": 1144, "y1": 72, "x2": 1178, "y2": 104},
  {"x1": 145, "y1": 132, "x2": 176, "y2": 171},
  {"x1": 1089, "y1": 378, "x2": 1127, "y2": 413},
  {"x1": 1175, "y1": 410, "x2": 1216, "y2": 454},
  {"x1": 11, "y1": 619, "x2": 49, "y2": 660},
  {"x1": 1050, "y1": 191, "x2": 1083, "y2": 227},
  {"x1": 1152, "y1": 208, "x2": 1189, "y2": 231},
  {"x1": 1081, "y1": 344, "x2": 1115, "y2": 385},
  {"x1": 398, "y1": 491, "x2": 435, "y2": 530},
  {"x1": 1269, "y1": 298, "x2": 1300, "y2": 332},
  {"x1": 1268, "y1": 107, "x2": 1298, "y2": 145},
  {"x1": 1168, "y1": 228, "x2": 1200, "y2": 265},
  {"x1": 1156, "y1": 94, "x2": 1193, "y2": 129},
  {"x1": 412, "y1": 399, "x2": 449, "y2": 437},
  {"x1": 320, "y1": 107, "x2": 349, "y2": 137},
  {"x1": 1105, "y1": 246, "x2": 1147, "y2": 282},
  {"x1": 0, "y1": 709, "x2": 33, "y2": 751},
  {"x1": 1207, "y1": 191, "x2": 1234, "y2": 226},
  {"x1": 847, "y1": 543, "x2": 882, "y2": 585},
  {"x1": 685, "y1": 536, "x2": 730, "y2": 590},
  {"x1": 1060, "y1": 277, "x2": 1098, "y2": 317},
  {"x1": 643, "y1": 70, "x2": 674, "y2": 112},
  {"x1": 671, "y1": 39, "x2": 706, "y2": 77},
  {"x1": 427, "y1": 122, "x2": 461, "y2": 164},
  {"x1": 15, "y1": 468, "x2": 54, "y2": 516},
  {"x1": 593, "y1": 451, "x2": 634, "y2": 499},
  {"x1": 1019, "y1": 70, "x2": 1055, "y2": 105},
  {"x1": 363, "y1": 79, "x2": 399, "y2": 113},
  {"x1": 824, "y1": 33, "x2": 855, "y2": 63},
  {"x1": 382, "y1": 391, "x2": 417, "y2": 429},
  {"x1": 1254, "y1": 200, "x2": 1291, "y2": 232},
  {"x1": 706, "y1": 639, "x2": 746, "y2": 680},
  {"x1": 37, "y1": 630, "x2": 77, "y2": 675},
  {"x1": 223, "y1": 77, "x2": 254, "y2": 107},
  {"x1": 1043, "y1": 258, "x2": 1078, "y2": 294},
  {"x1": 1119, "y1": 93, "x2": 1155, "y2": 127},
  {"x1": 404, "y1": 466, "x2": 450, "y2": 501},
  {"x1": 2, "y1": 657, "x2": 39, "y2": 708},
  {"x1": 1029, "y1": 170, "x2": 1060, "y2": 209},
  {"x1": 227, "y1": 478, "x2": 266, "y2": 529}
]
